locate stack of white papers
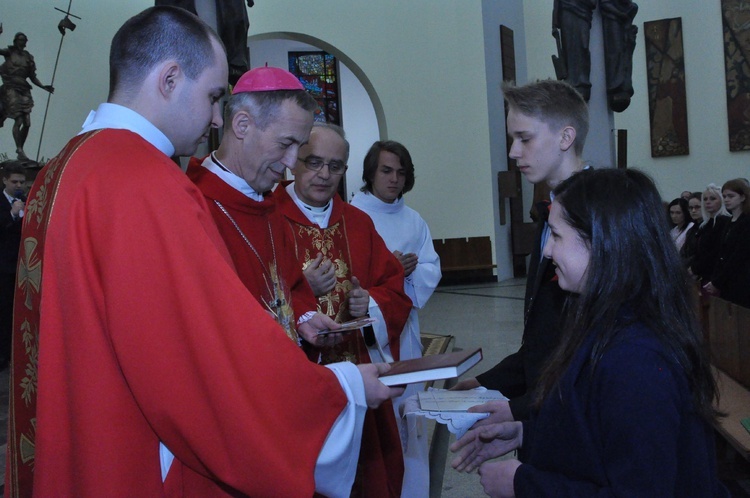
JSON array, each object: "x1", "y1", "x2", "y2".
[{"x1": 418, "y1": 389, "x2": 507, "y2": 411}]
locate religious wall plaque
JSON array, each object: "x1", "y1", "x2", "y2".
[{"x1": 644, "y1": 18, "x2": 689, "y2": 157}]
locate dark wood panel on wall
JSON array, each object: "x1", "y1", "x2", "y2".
[
  {"x1": 433, "y1": 236, "x2": 496, "y2": 285},
  {"x1": 722, "y1": 0, "x2": 750, "y2": 151},
  {"x1": 499, "y1": 25, "x2": 538, "y2": 278},
  {"x1": 644, "y1": 17, "x2": 689, "y2": 157}
]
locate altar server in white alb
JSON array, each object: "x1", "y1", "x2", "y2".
[
  {"x1": 352, "y1": 141, "x2": 441, "y2": 366},
  {"x1": 351, "y1": 140, "x2": 442, "y2": 497}
]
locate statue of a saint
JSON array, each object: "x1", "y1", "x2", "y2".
[
  {"x1": 553, "y1": 0, "x2": 638, "y2": 112},
  {"x1": 0, "y1": 28, "x2": 54, "y2": 161},
  {"x1": 155, "y1": 0, "x2": 253, "y2": 86}
]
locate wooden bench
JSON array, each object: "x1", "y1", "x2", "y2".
[
  {"x1": 432, "y1": 236, "x2": 496, "y2": 285},
  {"x1": 707, "y1": 296, "x2": 750, "y2": 462},
  {"x1": 714, "y1": 367, "x2": 750, "y2": 461}
]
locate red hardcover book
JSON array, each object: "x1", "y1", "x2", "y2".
[{"x1": 378, "y1": 348, "x2": 483, "y2": 386}]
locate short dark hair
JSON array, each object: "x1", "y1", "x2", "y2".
[
  {"x1": 1, "y1": 161, "x2": 26, "y2": 179},
  {"x1": 502, "y1": 79, "x2": 589, "y2": 156},
  {"x1": 360, "y1": 140, "x2": 415, "y2": 197},
  {"x1": 109, "y1": 6, "x2": 222, "y2": 99},
  {"x1": 536, "y1": 168, "x2": 717, "y2": 422},
  {"x1": 224, "y1": 90, "x2": 318, "y2": 131}
]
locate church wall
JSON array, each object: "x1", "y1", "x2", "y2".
[{"x1": 522, "y1": 0, "x2": 748, "y2": 200}]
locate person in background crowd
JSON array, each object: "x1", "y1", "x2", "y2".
[
  {"x1": 680, "y1": 192, "x2": 703, "y2": 268},
  {"x1": 0, "y1": 161, "x2": 25, "y2": 369},
  {"x1": 689, "y1": 183, "x2": 730, "y2": 285},
  {"x1": 703, "y1": 178, "x2": 750, "y2": 308},
  {"x1": 668, "y1": 197, "x2": 693, "y2": 251}
]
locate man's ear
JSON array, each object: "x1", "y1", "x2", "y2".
[
  {"x1": 158, "y1": 61, "x2": 181, "y2": 98},
  {"x1": 231, "y1": 110, "x2": 252, "y2": 139},
  {"x1": 560, "y1": 126, "x2": 577, "y2": 152}
]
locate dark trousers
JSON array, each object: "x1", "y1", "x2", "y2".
[{"x1": 0, "y1": 272, "x2": 15, "y2": 365}]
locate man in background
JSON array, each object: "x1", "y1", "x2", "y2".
[{"x1": 0, "y1": 161, "x2": 25, "y2": 369}]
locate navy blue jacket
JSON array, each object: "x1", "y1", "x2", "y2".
[{"x1": 515, "y1": 322, "x2": 728, "y2": 497}]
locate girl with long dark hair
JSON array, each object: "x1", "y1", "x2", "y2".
[
  {"x1": 451, "y1": 169, "x2": 727, "y2": 497},
  {"x1": 668, "y1": 196, "x2": 693, "y2": 251}
]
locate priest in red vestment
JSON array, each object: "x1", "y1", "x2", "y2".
[
  {"x1": 5, "y1": 8, "x2": 400, "y2": 498},
  {"x1": 187, "y1": 67, "x2": 342, "y2": 353},
  {"x1": 275, "y1": 122, "x2": 413, "y2": 498}
]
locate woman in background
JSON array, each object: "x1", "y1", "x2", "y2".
[
  {"x1": 680, "y1": 192, "x2": 703, "y2": 268},
  {"x1": 668, "y1": 197, "x2": 693, "y2": 251},
  {"x1": 451, "y1": 169, "x2": 727, "y2": 497},
  {"x1": 703, "y1": 179, "x2": 750, "y2": 307},
  {"x1": 689, "y1": 183, "x2": 730, "y2": 284}
]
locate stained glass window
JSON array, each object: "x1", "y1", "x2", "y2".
[{"x1": 288, "y1": 51, "x2": 341, "y2": 125}]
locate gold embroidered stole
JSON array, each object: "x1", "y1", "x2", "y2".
[
  {"x1": 289, "y1": 215, "x2": 369, "y2": 364},
  {"x1": 6, "y1": 132, "x2": 97, "y2": 497}
]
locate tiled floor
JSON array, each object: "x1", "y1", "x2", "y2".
[{"x1": 420, "y1": 279, "x2": 526, "y2": 497}]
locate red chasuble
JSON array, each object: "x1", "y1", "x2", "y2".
[
  {"x1": 6, "y1": 130, "x2": 346, "y2": 497},
  {"x1": 187, "y1": 158, "x2": 319, "y2": 347},
  {"x1": 275, "y1": 184, "x2": 412, "y2": 498}
]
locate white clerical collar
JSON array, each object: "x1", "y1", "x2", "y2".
[
  {"x1": 285, "y1": 182, "x2": 332, "y2": 228},
  {"x1": 202, "y1": 153, "x2": 264, "y2": 202},
  {"x1": 79, "y1": 103, "x2": 175, "y2": 157},
  {"x1": 357, "y1": 191, "x2": 403, "y2": 214}
]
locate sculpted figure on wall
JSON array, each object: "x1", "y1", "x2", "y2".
[
  {"x1": 552, "y1": 0, "x2": 639, "y2": 112},
  {"x1": 155, "y1": 0, "x2": 254, "y2": 85},
  {"x1": 0, "y1": 28, "x2": 54, "y2": 161}
]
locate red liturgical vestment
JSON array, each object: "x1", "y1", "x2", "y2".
[
  {"x1": 6, "y1": 130, "x2": 346, "y2": 497},
  {"x1": 187, "y1": 157, "x2": 319, "y2": 346},
  {"x1": 275, "y1": 183, "x2": 412, "y2": 497}
]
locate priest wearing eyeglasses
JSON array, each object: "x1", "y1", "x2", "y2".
[{"x1": 275, "y1": 122, "x2": 413, "y2": 498}]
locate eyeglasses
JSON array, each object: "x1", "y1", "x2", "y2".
[{"x1": 297, "y1": 156, "x2": 348, "y2": 176}]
